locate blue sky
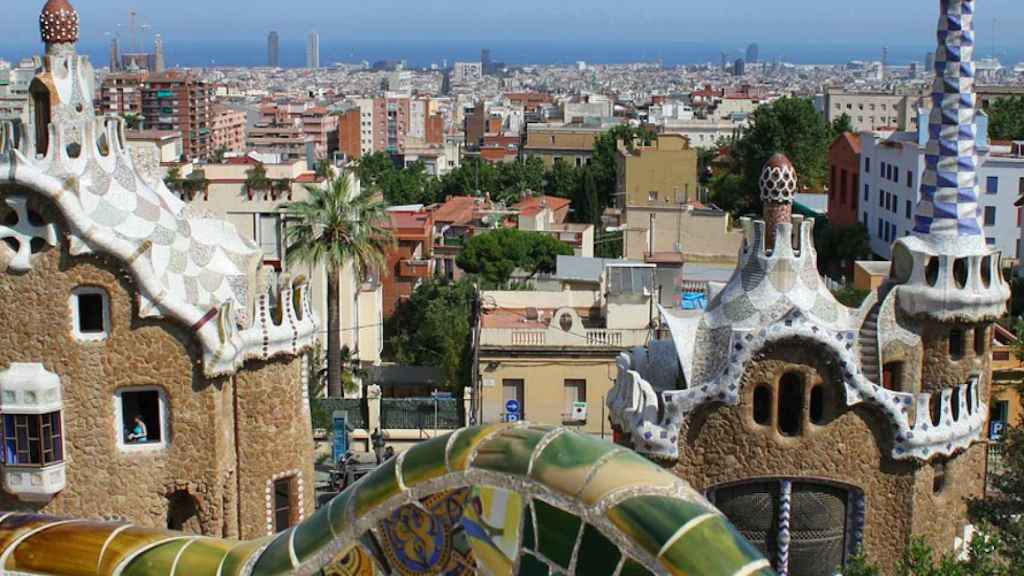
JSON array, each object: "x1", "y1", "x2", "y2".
[{"x1": 5, "y1": 0, "x2": 1021, "y2": 44}]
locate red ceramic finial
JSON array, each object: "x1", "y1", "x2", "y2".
[{"x1": 40, "y1": 0, "x2": 80, "y2": 45}]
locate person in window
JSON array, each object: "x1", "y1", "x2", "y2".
[{"x1": 126, "y1": 415, "x2": 148, "y2": 443}]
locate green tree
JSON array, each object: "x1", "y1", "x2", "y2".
[
  {"x1": 734, "y1": 97, "x2": 834, "y2": 210},
  {"x1": 708, "y1": 172, "x2": 749, "y2": 214},
  {"x1": 282, "y1": 173, "x2": 394, "y2": 397},
  {"x1": 988, "y1": 96, "x2": 1024, "y2": 142},
  {"x1": 831, "y1": 113, "x2": 855, "y2": 138},
  {"x1": 316, "y1": 159, "x2": 334, "y2": 180},
  {"x1": 388, "y1": 279, "x2": 476, "y2": 392},
  {"x1": 123, "y1": 112, "x2": 142, "y2": 130},
  {"x1": 353, "y1": 152, "x2": 397, "y2": 189},
  {"x1": 210, "y1": 146, "x2": 228, "y2": 164},
  {"x1": 545, "y1": 160, "x2": 580, "y2": 200},
  {"x1": 457, "y1": 228, "x2": 573, "y2": 288},
  {"x1": 245, "y1": 163, "x2": 271, "y2": 195},
  {"x1": 163, "y1": 166, "x2": 182, "y2": 192}
]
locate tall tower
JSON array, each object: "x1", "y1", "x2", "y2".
[
  {"x1": 267, "y1": 31, "x2": 279, "y2": 67},
  {"x1": 881, "y1": 45, "x2": 889, "y2": 80},
  {"x1": 306, "y1": 32, "x2": 320, "y2": 69},
  {"x1": 110, "y1": 35, "x2": 121, "y2": 71},
  {"x1": 746, "y1": 42, "x2": 760, "y2": 64},
  {"x1": 153, "y1": 33, "x2": 165, "y2": 72}
]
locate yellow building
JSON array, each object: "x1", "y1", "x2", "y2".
[
  {"x1": 477, "y1": 260, "x2": 656, "y2": 436},
  {"x1": 992, "y1": 325, "x2": 1023, "y2": 436},
  {"x1": 523, "y1": 121, "x2": 620, "y2": 169},
  {"x1": 615, "y1": 134, "x2": 699, "y2": 208}
]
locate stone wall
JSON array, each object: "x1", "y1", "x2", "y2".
[
  {"x1": 674, "y1": 342, "x2": 919, "y2": 570},
  {"x1": 916, "y1": 317, "x2": 991, "y2": 393},
  {"x1": 234, "y1": 355, "x2": 315, "y2": 539},
  {"x1": 0, "y1": 191, "x2": 232, "y2": 533},
  {"x1": 0, "y1": 188, "x2": 314, "y2": 539}
]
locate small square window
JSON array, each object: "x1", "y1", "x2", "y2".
[
  {"x1": 986, "y1": 176, "x2": 999, "y2": 195},
  {"x1": 116, "y1": 388, "x2": 168, "y2": 450},
  {"x1": 71, "y1": 288, "x2": 110, "y2": 341}
]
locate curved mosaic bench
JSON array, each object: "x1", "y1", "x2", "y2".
[{"x1": 0, "y1": 424, "x2": 772, "y2": 576}]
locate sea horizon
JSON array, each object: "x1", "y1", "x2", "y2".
[{"x1": 2, "y1": 39, "x2": 1021, "y2": 70}]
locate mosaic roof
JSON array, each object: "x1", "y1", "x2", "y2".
[{"x1": 0, "y1": 425, "x2": 774, "y2": 576}]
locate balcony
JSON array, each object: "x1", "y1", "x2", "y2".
[
  {"x1": 480, "y1": 327, "x2": 649, "y2": 349},
  {"x1": 3, "y1": 463, "x2": 66, "y2": 502},
  {"x1": 399, "y1": 259, "x2": 433, "y2": 279}
]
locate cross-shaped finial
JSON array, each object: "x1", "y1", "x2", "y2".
[{"x1": 0, "y1": 196, "x2": 58, "y2": 272}]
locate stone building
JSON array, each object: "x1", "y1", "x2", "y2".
[
  {"x1": 0, "y1": 0, "x2": 317, "y2": 539},
  {"x1": 608, "y1": 1, "x2": 1010, "y2": 574}
]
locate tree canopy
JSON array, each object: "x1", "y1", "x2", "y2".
[
  {"x1": 456, "y1": 228, "x2": 574, "y2": 289},
  {"x1": 387, "y1": 279, "x2": 476, "y2": 392},
  {"x1": 988, "y1": 96, "x2": 1024, "y2": 142}
]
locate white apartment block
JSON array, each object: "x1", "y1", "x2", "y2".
[
  {"x1": 452, "y1": 62, "x2": 483, "y2": 83},
  {"x1": 824, "y1": 90, "x2": 921, "y2": 133},
  {"x1": 860, "y1": 123, "x2": 1024, "y2": 262}
]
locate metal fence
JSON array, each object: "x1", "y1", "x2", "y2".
[
  {"x1": 318, "y1": 398, "x2": 367, "y2": 430},
  {"x1": 381, "y1": 398, "x2": 461, "y2": 430}
]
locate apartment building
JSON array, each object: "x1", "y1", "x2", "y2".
[
  {"x1": 248, "y1": 102, "x2": 337, "y2": 161},
  {"x1": 610, "y1": 134, "x2": 741, "y2": 263},
  {"x1": 139, "y1": 70, "x2": 214, "y2": 160},
  {"x1": 860, "y1": 120, "x2": 1024, "y2": 261},
  {"x1": 823, "y1": 89, "x2": 922, "y2": 133},
  {"x1": 477, "y1": 259, "x2": 656, "y2": 435},
  {"x1": 513, "y1": 196, "x2": 595, "y2": 258},
  {"x1": 523, "y1": 119, "x2": 623, "y2": 169},
  {"x1": 827, "y1": 132, "x2": 862, "y2": 229},
  {"x1": 382, "y1": 208, "x2": 435, "y2": 317},
  {"x1": 0, "y1": 58, "x2": 38, "y2": 122},
  {"x1": 337, "y1": 97, "x2": 444, "y2": 159},
  {"x1": 658, "y1": 118, "x2": 745, "y2": 149},
  {"x1": 188, "y1": 157, "x2": 384, "y2": 364},
  {"x1": 210, "y1": 105, "x2": 246, "y2": 154}
]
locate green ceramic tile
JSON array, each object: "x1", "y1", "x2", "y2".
[
  {"x1": 327, "y1": 484, "x2": 355, "y2": 534},
  {"x1": 574, "y1": 524, "x2": 621, "y2": 576},
  {"x1": 120, "y1": 539, "x2": 193, "y2": 576},
  {"x1": 618, "y1": 559, "x2": 655, "y2": 576},
  {"x1": 521, "y1": 502, "x2": 536, "y2": 552},
  {"x1": 172, "y1": 538, "x2": 236, "y2": 576},
  {"x1": 221, "y1": 538, "x2": 273, "y2": 576},
  {"x1": 249, "y1": 529, "x2": 296, "y2": 576},
  {"x1": 530, "y1": 432, "x2": 611, "y2": 498},
  {"x1": 659, "y1": 516, "x2": 766, "y2": 576},
  {"x1": 400, "y1": 433, "x2": 451, "y2": 487},
  {"x1": 472, "y1": 427, "x2": 549, "y2": 476},
  {"x1": 293, "y1": 503, "x2": 334, "y2": 563},
  {"x1": 533, "y1": 500, "x2": 581, "y2": 570},
  {"x1": 353, "y1": 458, "x2": 402, "y2": 518},
  {"x1": 578, "y1": 451, "x2": 676, "y2": 506},
  {"x1": 607, "y1": 496, "x2": 712, "y2": 558},
  {"x1": 448, "y1": 424, "x2": 510, "y2": 472},
  {"x1": 518, "y1": 552, "x2": 550, "y2": 576}
]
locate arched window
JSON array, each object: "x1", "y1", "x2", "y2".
[
  {"x1": 778, "y1": 373, "x2": 804, "y2": 437},
  {"x1": 953, "y1": 258, "x2": 968, "y2": 289},
  {"x1": 974, "y1": 326, "x2": 987, "y2": 357},
  {"x1": 949, "y1": 330, "x2": 964, "y2": 360},
  {"x1": 753, "y1": 386, "x2": 772, "y2": 426},
  {"x1": 929, "y1": 393, "x2": 942, "y2": 427},
  {"x1": 950, "y1": 388, "x2": 961, "y2": 421},
  {"x1": 809, "y1": 385, "x2": 825, "y2": 425},
  {"x1": 932, "y1": 460, "x2": 947, "y2": 494},
  {"x1": 882, "y1": 362, "x2": 903, "y2": 391}
]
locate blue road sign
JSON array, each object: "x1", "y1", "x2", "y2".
[{"x1": 506, "y1": 399, "x2": 520, "y2": 415}]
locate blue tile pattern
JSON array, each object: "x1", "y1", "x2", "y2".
[{"x1": 914, "y1": 0, "x2": 983, "y2": 239}]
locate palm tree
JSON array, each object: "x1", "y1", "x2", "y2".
[
  {"x1": 245, "y1": 164, "x2": 270, "y2": 200},
  {"x1": 282, "y1": 173, "x2": 394, "y2": 397}
]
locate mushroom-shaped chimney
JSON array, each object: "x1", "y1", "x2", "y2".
[
  {"x1": 759, "y1": 153, "x2": 797, "y2": 251},
  {"x1": 39, "y1": 0, "x2": 79, "y2": 46}
]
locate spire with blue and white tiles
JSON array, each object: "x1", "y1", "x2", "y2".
[{"x1": 913, "y1": 0, "x2": 986, "y2": 254}]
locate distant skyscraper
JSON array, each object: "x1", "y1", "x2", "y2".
[
  {"x1": 306, "y1": 32, "x2": 320, "y2": 69},
  {"x1": 720, "y1": 51, "x2": 728, "y2": 71},
  {"x1": 881, "y1": 46, "x2": 889, "y2": 80},
  {"x1": 481, "y1": 48, "x2": 492, "y2": 75},
  {"x1": 268, "y1": 31, "x2": 279, "y2": 67},
  {"x1": 110, "y1": 36, "x2": 121, "y2": 71},
  {"x1": 745, "y1": 43, "x2": 760, "y2": 64},
  {"x1": 925, "y1": 51, "x2": 935, "y2": 72},
  {"x1": 153, "y1": 34, "x2": 165, "y2": 73},
  {"x1": 733, "y1": 58, "x2": 745, "y2": 76}
]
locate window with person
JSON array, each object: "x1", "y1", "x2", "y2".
[
  {"x1": 116, "y1": 388, "x2": 166, "y2": 448},
  {"x1": 3, "y1": 412, "x2": 62, "y2": 466}
]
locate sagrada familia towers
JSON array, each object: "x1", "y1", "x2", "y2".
[{"x1": 609, "y1": 0, "x2": 1009, "y2": 574}]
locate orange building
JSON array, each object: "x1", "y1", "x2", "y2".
[
  {"x1": 828, "y1": 132, "x2": 862, "y2": 229},
  {"x1": 382, "y1": 209, "x2": 435, "y2": 317}
]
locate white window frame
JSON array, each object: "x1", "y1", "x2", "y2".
[
  {"x1": 69, "y1": 287, "x2": 111, "y2": 342},
  {"x1": 113, "y1": 387, "x2": 170, "y2": 452}
]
